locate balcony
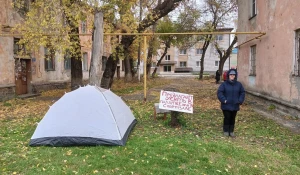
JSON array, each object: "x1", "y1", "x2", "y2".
[{"x1": 174, "y1": 67, "x2": 193, "y2": 73}]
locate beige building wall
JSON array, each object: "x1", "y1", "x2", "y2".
[
  {"x1": 0, "y1": 0, "x2": 23, "y2": 86},
  {"x1": 237, "y1": 0, "x2": 300, "y2": 108},
  {"x1": 152, "y1": 45, "x2": 177, "y2": 74},
  {"x1": 0, "y1": 1, "x2": 111, "y2": 98}
]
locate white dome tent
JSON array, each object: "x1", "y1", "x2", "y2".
[{"x1": 29, "y1": 85, "x2": 137, "y2": 146}]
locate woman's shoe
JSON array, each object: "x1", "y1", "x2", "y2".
[
  {"x1": 230, "y1": 132, "x2": 235, "y2": 138},
  {"x1": 224, "y1": 132, "x2": 229, "y2": 137}
]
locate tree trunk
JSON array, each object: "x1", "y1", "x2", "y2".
[
  {"x1": 89, "y1": 11, "x2": 104, "y2": 86},
  {"x1": 130, "y1": 57, "x2": 136, "y2": 77},
  {"x1": 109, "y1": 58, "x2": 119, "y2": 88},
  {"x1": 219, "y1": 59, "x2": 226, "y2": 78},
  {"x1": 117, "y1": 66, "x2": 120, "y2": 79},
  {"x1": 170, "y1": 111, "x2": 180, "y2": 127},
  {"x1": 100, "y1": 55, "x2": 118, "y2": 89},
  {"x1": 152, "y1": 44, "x2": 169, "y2": 77},
  {"x1": 66, "y1": 4, "x2": 82, "y2": 90},
  {"x1": 146, "y1": 37, "x2": 155, "y2": 76},
  {"x1": 199, "y1": 35, "x2": 212, "y2": 80},
  {"x1": 217, "y1": 35, "x2": 238, "y2": 77},
  {"x1": 124, "y1": 54, "x2": 132, "y2": 81}
]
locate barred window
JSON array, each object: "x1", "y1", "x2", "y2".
[
  {"x1": 250, "y1": 45, "x2": 256, "y2": 76},
  {"x1": 82, "y1": 52, "x2": 88, "y2": 71},
  {"x1": 294, "y1": 29, "x2": 300, "y2": 76},
  {"x1": 81, "y1": 21, "x2": 87, "y2": 34},
  {"x1": 44, "y1": 47, "x2": 55, "y2": 71}
]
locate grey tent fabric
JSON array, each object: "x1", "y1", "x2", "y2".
[{"x1": 29, "y1": 85, "x2": 137, "y2": 146}]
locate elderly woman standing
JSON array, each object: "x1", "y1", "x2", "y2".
[{"x1": 217, "y1": 69, "x2": 245, "y2": 137}]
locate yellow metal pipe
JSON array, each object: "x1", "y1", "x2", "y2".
[
  {"x1": 0, "y1": 32, "x2": 266, "y2": 37},
  {"x1": 237, "y1": 33, "x2": 267, "y2": 48},
  {"x1": 143, "y1": 36, "x2": 147, "y2": 101}
]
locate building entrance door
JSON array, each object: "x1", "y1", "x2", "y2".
[{"x1": 15, "y1": 59, "x2": 31, "y2": 95}]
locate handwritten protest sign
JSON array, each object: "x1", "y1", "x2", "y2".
[{"x1": 159, "y1": 90, "x2": 193, "y2": 113}]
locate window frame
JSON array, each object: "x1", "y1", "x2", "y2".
[
  {"x1": 250, "y1": 45, "x2": 256, "y2": 76},
  {"x1": 81, "y1": 21, "x2": 87, "y2": 34},
  {"x1": 64, "y1": 51, "x2": 71, "y2": 70},
  {"x1": 196, "y1": 61, "x2": 200, "y2": 67},
  {"x1": 294, "y1": 29, "x2": 300, "y2": 76},
  {"x1": 196, "y1": 48, "x2": 203, "y2": 55},
  {"x1": 249, "y1": 0, "x2": 257, "y2": 19},
  {"x1": 163, "y1": 65, "x2": 171, "y2": 72},
  {"x1": 180, "y1": 61, "x2": 187, "y2": 67},
  {"x1": 44, "y1": 47, "x2": 55, "y2": 71},
  {"x1": 165, "y1": 55, "x2": 170, "y2": 61},
  {"x1": 215, "y1": 61, "x2": 219, "y2": 67},
  {"x1": 179, "y1": 49, "x2": 187, "y2": 55},
  {"x1": 151, "y1": 62, "x2": 157, "y2": 68},
  {"x1": 82, "y1": 52, "x2": 88, "y2": 71},
  {"x1": 216, "y1": 35, "x2": 223, "y2": 41}
]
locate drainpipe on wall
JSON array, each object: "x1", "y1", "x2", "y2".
[{"x1": 228, "y1": 33, "x2": 230, "y2": 69}]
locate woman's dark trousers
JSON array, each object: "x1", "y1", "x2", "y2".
[{"x1": 222, "y1": 110, "x2": 237, "y2": 133}]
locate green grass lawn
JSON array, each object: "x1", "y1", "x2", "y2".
[{"x1": 1, "y1": 78, "x2": 299, "y2": 175}]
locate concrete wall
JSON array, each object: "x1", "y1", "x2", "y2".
[{"x1": 237, "y1": 0, "x2": 300, "y2": 115}]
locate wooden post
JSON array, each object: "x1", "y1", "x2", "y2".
[{"x1": 143, "y1": 36, "x2": 147, "y2": 101}]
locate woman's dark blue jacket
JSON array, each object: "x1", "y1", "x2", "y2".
[{"x1": 217, "y1": 69, "x2": 245, "y2": 111}]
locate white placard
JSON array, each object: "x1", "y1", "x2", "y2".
[{"x1": 159, "y1": 90, "x2": 193, "y2": 113}]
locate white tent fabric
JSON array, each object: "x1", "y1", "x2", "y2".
[{"x1": 29, "y1": 85, "x2": 137, "y2": 146}]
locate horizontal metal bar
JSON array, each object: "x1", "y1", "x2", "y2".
[{"x1": 0, "y1": 31, "x2": 266, "y2": 37}]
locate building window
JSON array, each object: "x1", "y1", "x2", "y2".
[
  {"x1": 294, "y1": 29, "x2": 300, "y2": 76},
  {"x1": 250, "y1": 45, "x2": 256, "y2": 76},
  {"x1": 122, "y1": 60, "x2": 124, "y2": 71},
  {"x1": 179, "y1": 49, "x2": 187, "y2": 55},
  {"x1": 82, "y1": 52, "x2": 88, "y2": 71},
  {"x1": 44, "y1": 47, "x2": 55, "y2": 71},
  {"x1": 13, "y1": 38, "x2": 23, "y2": 55},
  {"x1": 151, "y1": 62, "x2": 157, "y2": 67},
  {"x1": 215, "y1": 61, "x2": 219, "y2": 67},
  {"x1": 250, "y1": 0, "x2": 257, "y2": 18},
  {"x1": 196, "y1": 61, "x2": 200, "y2": 67},
  {"x1": 64, "y1": 51, "x2": 71, "y2": 70},
  {"x1": 102, "y1": 56, "x2": 107, "y2": 71},
  {"x1": 196, "y1": 48, "x2": 203, "y2": 54},
  {"x1": 216, "y1": 35, "x2": 223, "y2": 41},
  {"x1": 164, "y1": 65, "x2": 171, "y2": 72},
  {"x1": 13, "y1": 38, "x2": 29, "y2": 57},
  {"x1": 13, "y1": 0, "x2": 30, "y2": 16},
  {"x1": 180, "y1": 62, "x2": 186, "y2": 67},
  {"x1": 165, "y1": 55, "x2": 170, "y2": 61},
  {"x1": 81, "y1": 21, "x2": 87, "y2": 34}
]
